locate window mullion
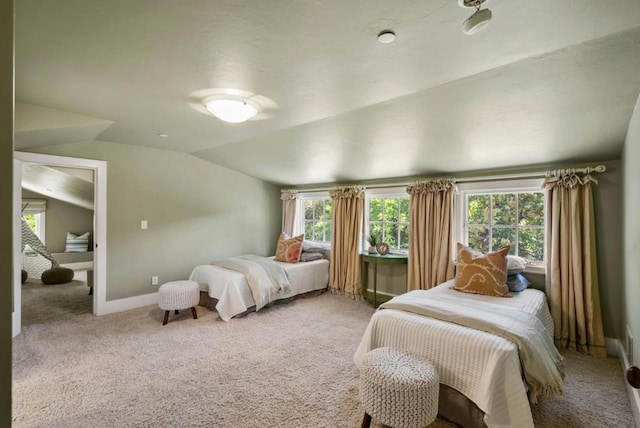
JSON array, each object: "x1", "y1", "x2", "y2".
[
  {"x1": 489, "y1": 194, "x2": 493, "y2": 252},
  {"x1": 515, "y1": 193, "x2": 519, "y2": 256}
]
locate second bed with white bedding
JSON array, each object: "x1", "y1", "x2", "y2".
[
  {"x1": 354, "y1": 279, "x2": 558, "y2": 428},
  {"x1": 190, "y1": 257, "x2": 329, "y2": 321}
]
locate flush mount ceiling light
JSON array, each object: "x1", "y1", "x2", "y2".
[
  {"x1": 460, "y1": 0, "x2": 492, "y2": 35},
  {"x1": 203, "y1": 96, "x2": 259, "y2": 123}
]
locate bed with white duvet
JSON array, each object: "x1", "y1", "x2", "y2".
[
  {"x1": 354, "y1": 279, "x2": 564, "y2": 428},
  {"x1": 189, "y1": 255, "x2": 329, "y2": 321}
]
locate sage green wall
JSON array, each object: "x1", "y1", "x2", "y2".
[
  {"x1": 592, "y1": 159, "x2": 624, "y2": 340},
  {"x1": 22, "y1": 189, "x2": 94, "y2": 253},
  {"x1": 623, "y1": 94, "x2": 640, "y2": 366},
  {"x1": 28, "y1": 140, "x2": 281, "y2": 301},
  {"x1": 0, "y1": 0, "x2": 13, "y2": 423}
]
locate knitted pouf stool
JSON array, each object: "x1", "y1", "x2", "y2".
[
  {"x1": 158, "y1": 280, "x2": 200, "y2": 325},
  {"x1": 360, "y1": 347, "x2": 439, "y2": 428}
]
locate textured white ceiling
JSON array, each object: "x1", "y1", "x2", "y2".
[{"x1": 15, "y1": 0, "x2": 640, "y2": 185}]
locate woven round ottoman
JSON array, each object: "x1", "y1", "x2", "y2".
[
  {"x1": 360, "y1": 347, "x2": 439, "y2": 428},
  {"x1": 158, "y1": 280, "x2": 200, "y2": 325}
]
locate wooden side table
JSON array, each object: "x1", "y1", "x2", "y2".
[{"x1": 361, "y1": 253, "x2": 408, "y2": 307}]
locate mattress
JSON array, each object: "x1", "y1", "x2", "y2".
[
  {"x1": 354, "y1": 280, "x2": 555, "y2": 428},
  {"x1": 189, "y1": 257, "x2": 329, "y2": 321}
]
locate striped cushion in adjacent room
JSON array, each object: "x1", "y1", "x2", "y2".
[{"x1": 65, "y1": 231, "x2": 90, "y2": 252}]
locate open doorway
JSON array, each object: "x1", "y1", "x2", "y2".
[
  {"x1": 13, "y1": 152, "x2": 107, "y2": 337},
  {"x1": 20, "y1": 163, "x2": 95, "y2": 325}
]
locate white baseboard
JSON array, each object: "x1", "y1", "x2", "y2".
[
  {"x1": 613, "y1": 338, "x2": 640, "y2": 427},
  {"x1": 97, "y1": 292, "x2": 158, "y2": 315}
]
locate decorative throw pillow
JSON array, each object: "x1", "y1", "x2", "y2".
[
  {"x1": 454, "y1": 243, "x2": 511, "y2": 297},
  {"x1": 507, "y1": 273, "x2": 531, "y2": 292},
  {"x1": 506, "y1": 255, "x2": 528, "y2": 275},
  {"x1": 65, "y1": 231, "x2": 90, "y2": 252},
  {"x1": 302, "y1": 240, "x2": 330, "y2": 253},
  {"x1": 275, "y1": 233, "x2": 304, "y2": 263},
  {"x1": 300, "y1": 251, "x2": 323, "y2": 262}
]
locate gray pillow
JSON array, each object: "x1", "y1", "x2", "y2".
[
  {"x1": 302, "y1": 240, "x2": 330, "y2": 253},
  {"x1": 300, "y1": 252, "x2": 323, "y2": 262},
  {"x1": 507, "y1": 273, "x2": 530, "y2": 292}
]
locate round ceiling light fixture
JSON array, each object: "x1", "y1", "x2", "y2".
[
  {"x1": 203, "y1": 96, "x2": 259, "y2": 123},
  {"x1": 377, "y1": 30, "x2": 396, "y2": 44}
]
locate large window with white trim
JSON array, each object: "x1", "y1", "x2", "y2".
[
  {"x1": 457, "y1": 179, "x2": 545, "y2": 267},
  {"x1": 300, "y1": 195, "x2": 332, "y2": 243},
  {"x1": 365, "y1": 188, "x2": 410, "y2": 253}
]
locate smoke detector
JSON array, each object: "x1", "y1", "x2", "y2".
[{"x1": 459, "y1": 0, "x2": 492, "y2": 35}]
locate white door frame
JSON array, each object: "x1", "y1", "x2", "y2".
[{"x1": 13, "y1": 151, "x2": 107, "y2": 337}]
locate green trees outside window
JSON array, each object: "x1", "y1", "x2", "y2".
[
  {"x1": 368, "y1": 196, "x2": 410, "y2": 250},
  {"x1": 24, "y1": 214, "x2": 37, "y2": 232},
  {"x1": 303, "y1": 198, "x2": 332, "y2": 242},
  {"x1": 467, "y1": 192, "x2": 544, "y2": 261}
]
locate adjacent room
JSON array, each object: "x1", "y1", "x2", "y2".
[{"x1": 5, "y1": 1, "x2": 640, "y2": 427}]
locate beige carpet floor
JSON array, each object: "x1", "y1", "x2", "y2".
[
  {"x1": 21, "y1": 270, "x2": 92, "y2": 326},
  {"x1": 12, "y1": 292, "x2": 635, "y2": 427}
]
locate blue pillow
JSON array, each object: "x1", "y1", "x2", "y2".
[{"x1": 507, "y1": 274, "x2": 530, "y2": 292}]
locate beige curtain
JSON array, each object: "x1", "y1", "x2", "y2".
[
  {"x1": 280, "y1": 190, "x2": 298, "y2": 236},
  {"x1": 406, "y1": 179, "x2": 456, "y2": 290},
  {"x1": 545, "y1": 172, "x2": 606, "y2": 357},
  {"x1": 329, "y1": 186, "x2": 365, "y2": 298}
]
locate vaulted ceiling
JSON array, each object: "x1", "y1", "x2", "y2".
[{"x1": 15, "y1": 0, "x2": 640, "y2": 186}]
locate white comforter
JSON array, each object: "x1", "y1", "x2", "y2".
[
  {"x1": 190, "y1": 257, "x2": 329, "y2": 321},
  {"x1": 211, "y1": 255, "x2": 291, "y2": 312},
  {"x1": 354, "y1": 280, "x2": 557, "y2": 428}
]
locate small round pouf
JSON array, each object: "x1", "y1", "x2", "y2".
[
  {"x1": 158, "y1": 280, "x2": 200, "y2": 325},
  {"x1": 360, "y1": 347, "x2": 439, "y2": 428},
  {"x1": 41, "y1": 267, "x2": 75, "y2": 285}
]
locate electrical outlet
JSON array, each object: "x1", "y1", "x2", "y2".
[
  {"x1": 151, "y1": 276, "x2": 158, "y2": 286},
  {"x1": 141, "y1": 220, "x2": 148, "y2": 230}
]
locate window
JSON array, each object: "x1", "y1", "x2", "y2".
[
  {"x1": 365, "y1": 188, "x2": 410, "y2": 253},
  {"x1": 301, "y1": 196, "x2": 332, "y2": 242},
  {"x1": 23, "y1": 212, "x2": 46, "y2": 244},
  {"x1": 457, "y1": 179, "x2": 545, "y2": 268}
]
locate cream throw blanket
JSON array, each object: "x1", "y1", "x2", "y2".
[
  {"x1": 212, "y1": 255, "x2": 291, "y2": 311},
  {"x1": 379, "y1": 290, "x2": 565, "y2": 403}
]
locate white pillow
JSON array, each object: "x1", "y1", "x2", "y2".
[
  {"x1": 65, "y1": 231, "x2": 90, "y2": 253},
  {"x1": 506, "y1": 255, "x2": 528, "y2": 275}
]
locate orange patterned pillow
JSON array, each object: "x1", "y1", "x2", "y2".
[
  {"x1": 275, "y1": 233, "x2": 304, "y2": 263},
  {"x1": 454, "y1": 243, "x2": 511, "y2": 297}
]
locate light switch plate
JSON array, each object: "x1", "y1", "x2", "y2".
[{"x1": 141, "y1": 220, "x2": 148, "y2": 230}]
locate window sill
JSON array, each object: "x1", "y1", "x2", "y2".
[{"x1": 524, "y1": 265, "x2": 545, "y2": 275}]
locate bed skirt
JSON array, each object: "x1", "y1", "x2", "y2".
[
  {"x1": 198, "y1": 288, "x2": 327, "y2": 319},
  {"x1": 439, "y1": 384, "x2": 487, "y2": 428}
]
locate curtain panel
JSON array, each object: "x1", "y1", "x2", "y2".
[
  {"x1": 329, "y1": 186, "x2": 365, "y2": 298},
  {"x1": 406, "y1": 179, "x2": 456, "y2": 290},
  {"x1": 544, "y1": 173, "x2": 606, "y2": 357},
  {"x1": 280, "y1": 190, "x2": 298, "y2": 237}
]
